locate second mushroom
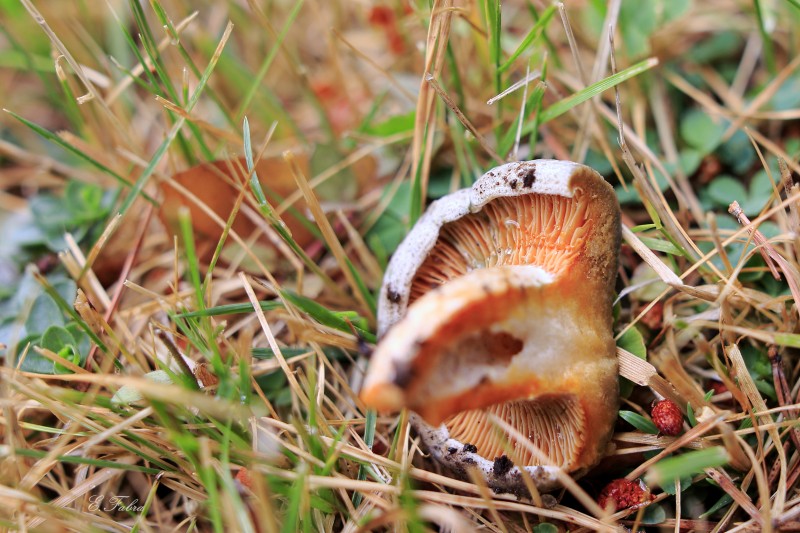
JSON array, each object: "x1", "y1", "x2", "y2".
[{"x1": 361, "y1": 159, "x2": 621, "y2": 494}]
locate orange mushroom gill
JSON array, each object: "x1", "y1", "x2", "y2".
[{"x1": 361, "y1": 160, "x2": 621, "y2": 493}]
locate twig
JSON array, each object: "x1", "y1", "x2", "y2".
[
  {"x1": 729, "y1": 201, "x2": 800, "y2": 322},
  {"x1": 704, "y1": 468, "x2": 763, "y2": 526},
  {"x1": 486, "y1": 69, "x2": 541, "y2": 105},
  {"x1": 768, "y1": 346, "x2": 800, "y2": 452},
  {"x1": 155, "y1": 329, "x2": 196, "y2": 383},
  {"x1": 425, "y1": 73, "x2": 504, "y2": 164},
  {"x1": 729, "y1": 201, "x2": 781, "y2": 280}
]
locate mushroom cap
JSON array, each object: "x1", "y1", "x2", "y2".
[{"x1": 361, "y1": 159, "x2": 621, "y2": 494}]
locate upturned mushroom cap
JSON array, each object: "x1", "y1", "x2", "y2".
[{"x1": 361, "y1": 160, "x2": 621, "y2": 494}]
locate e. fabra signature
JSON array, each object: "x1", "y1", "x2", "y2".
[{"x1": 88, "y1": 495, "x2": 145, "y2": 512}]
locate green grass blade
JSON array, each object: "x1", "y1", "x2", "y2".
[
  {"x1": 127, "y1": 0, "x2": 205, "y2": 164},
  {"x1": 281, "y1": 465, "x2": 307, "y2": 533},
  {"x1": 13, "y1": 448, "x2": 162, "y2": 474},
  {"x1": 352, "y1": 408, "x2": 377, "y2": 507},
  {"x1": 484, "y1": 0, "x2": 502, "y2": 94},
  {"x1": 241, "y1": 119, "x2": 338, "y2": 289},
  {"x1": 118, "y1": 22, "x2": 232, "y2": 215},
  {"x1": 0, "y1": 48, "x2": 52, "y2": 72},
  {"x1": 409, "y1": 144, "x2": 427, "y2": 226},
  {"x1": 176, "y1": 301, "x2": 283, "y2": 318},
  {"x1": 4, "y1": 110, "x2": 157, "y2": 203},
  {"x1": 773, "y1": 332, "x2": 800, "y2": 347},
  {"x1": 236, "y1": 0, "x2": 305, "y2": 122},
  {"x1": 526, "y1": 1, "x2": 560, "y2": 65},
  {"x1": 498, "y1": 81, "x2": 546, "y2": 157},
  {"x1": 445, "y1": 42, "x2": 466, "y2": 108},
  {"x1": 177, "y1": 208, "x2": 204, "y2": 310},
  {"x1": 346, "y1": 260, "x2": 377, "y2": 316},
  {"x1": 281, "y1": 290, "x2": 376, "y2": 343},
  {"x1": 619, "y1": 410, "x2": 659, "y2": 434},
  {"x1": 753, "y1": 0, "x2": 777, "y2": 74},
  {"x1": 700, "y1": 494, "x2": 734, "y2": 519},
  {"x1": 637, "y1": 236, "x2": 684, "y2": 255},
  {"x1": 498, "y1": 5, "x2": 555, "y2": 73},
  {"x1": 527, "y1": 55, "x2": 548, "y2": 151},
  {"x1": 149, "y1": 1, "x2": 237, "y2": 130},
  {"x1": 523, "y1": 57, "x2": 658, "y2": 134},
  {"x1": 483, "y1": 0, "x2": 503, "y2": 142},
  {"x1": 243, "y1": 117, "x2": 269, "y2": 207}
]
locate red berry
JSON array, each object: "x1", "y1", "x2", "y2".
[
  {"x1": 651, "y1": 399, "x2": 684, "y2": 436},
  {"x1": 235, "y1": 468, "x2": 253, "y2": 490},
  {"x1": 640, "y1": 300, "x2": 664, "y2": 330},
  {"x1": 598, "y1": 478, "x2": 651, "y2": 511},
  {"x1": 368, "y1": 5, "x2": 395, "y2": 26},
  {"x1": 709, "y1": 381, "x2": 728, "y2": 395}
]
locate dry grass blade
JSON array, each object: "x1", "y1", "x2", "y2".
[
  {"x1": 487, "y1": 69, "x2": 541, "y2": 105},
  {"x1": 729, "y1": 201, "x2": 800, "y2": 320},
  {"x1": 425, "y1": 73, "x2": 504, "y2": 164},
  {"x1": 284, "y1": 151, "x2": 374, "y2": 320}
]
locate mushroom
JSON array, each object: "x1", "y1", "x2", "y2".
[{"x1": 361, "y1": 160, "x2": 621, "y2": 494}]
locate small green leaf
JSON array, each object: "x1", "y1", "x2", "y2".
[
  {"x1": 618, "y1": 1, "x2": 657, "y2": 57},
  {"x1": 25, "y1": 293, "x2": 64, "y2": 335},
  {"x1": 741, "y1": 169, "x2": 775, "y2": 216},
  {"x1": 619, "y1": 410, "x2": 659, "y2": 434},
  {"x1": 54, "y1": 344, "x2": 80, "y2": 374},
  {"x1": 700, "y1": 493, "x2": 734, "y2": 519},
  {"x1": 718, "y1": 130, "x2": 756, "y2": 173},
  {"x1": 686, "y1": 31, "x2": 743, "y2": 63},
  {"x1": 706, "y1": 176, "x2": 747, "y2": 209},
  {"x1": 646, "y1": 447, "x2": 730, "y2": 487},
  {"x1": 618, "y1": 328, "x2": 647, "y2": 359},
  {"x1": 662, "y1": 0, "x2": 691, "y2": 21},
  {"x1": 629, "y1": 262, "x2": 670, "y2": 302},
  {"x1": 112, "y1": 370, "x2": 174, "y2": 404},
  {"x1": 39, "y1": 325, "x2": 83, "y2": 374},
  {"x1": 40, "y1": 325, "x2": 75, "y2": 352},
  {"x1": 687, "y1": 402, "x2": 697, "y2": 427},
  {"x1": 641, "y1": 503, "x2": 667, "y2": 524},
  {"x1": 532, "y1": 524, "x2": 559, "y2": 533},
  {"x1": 617, "y1": 327, "x2": 647, "y2": 397},
  {"x1": 65, "y1": 322, "x2": 92, "y2": 356},
  {"x1": 661, "y1": 475, "x2": 693, "y2": 495},
  {"x1": 363, "y1": 111, "x2": 416, "y2": 137},
  {"x1": 681, "y1": 109, "x2": 725, "y2": 152}
]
